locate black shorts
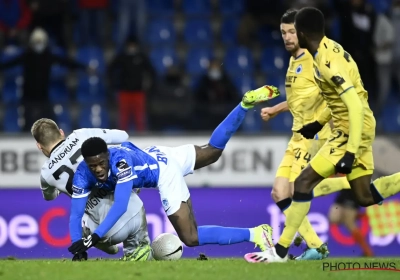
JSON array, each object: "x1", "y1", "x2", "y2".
[{"x1": 334, "y1": 190, "x2": 360, "y2": 210}]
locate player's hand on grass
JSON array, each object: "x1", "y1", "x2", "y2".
[
  {"x1": 335, "y1": 151, "x2": 355, "y2": 174},
  {"x1": 297, "y1": 121, "x2": 323, "y2": 139},
  {"x1": 68, "y1": 234, "x2": 100, "y2": 254},
  {"x1": 260, "y1": 107, "x2": 277, "y2": 122},
  {"x1": 72, "y1": 251, "x2": 88, "y2": 262}
]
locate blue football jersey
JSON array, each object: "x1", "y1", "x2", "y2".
[{"x1": 72, "y1": 142, "x2": 160, "y2": 197}]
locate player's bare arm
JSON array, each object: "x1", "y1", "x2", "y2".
[{"x1": 261, "y1": 101, "x2": 289, "y2": 122}]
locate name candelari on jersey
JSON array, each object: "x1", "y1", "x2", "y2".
[
  {"x1": 85, "y1": 188, "x2": 109, "y2": 211},
  {"x1": 48, "y1": 138, "x2": 80, "y2": 169}
]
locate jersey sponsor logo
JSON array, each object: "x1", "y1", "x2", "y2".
[
  {"x1": 331, "y1": 75, "x2": 345, "y2": 86},
  {"x1": 117, "y1": 166, "x2": 132, "y2": 180},
  {"x1": 48, "y1": 138, "x2": 80, "y2": 169},
  {"x1": 285, "y1": 75, "x2": 297, "y2": 83},
  {"x1": 116, "y1": 159, "x2": 129, "y2": 171},
  {"x1": 72, "y1": 185, "x2": 84, "y2": 194},
  {"x1": 295, "y1": 64, "x2": 302, "y2": 74}
]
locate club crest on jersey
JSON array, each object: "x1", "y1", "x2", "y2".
[
  {"x1": 162, "y1": 199, "x2": 169, "y2": 209},
  {"x1": 295, "y1": 64, "x2": 302, "y2": 74}
]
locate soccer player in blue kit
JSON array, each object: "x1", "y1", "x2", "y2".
[{"x1": 68, "y1": 86, "x2": 280, "y2": 256}]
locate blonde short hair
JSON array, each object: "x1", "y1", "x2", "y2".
[{"x1": 31, "y1": 118, "x2": 61, "y2": 147}]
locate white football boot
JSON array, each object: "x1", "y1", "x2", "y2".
[{"x1": 244, "y1": 247, "x2": 288, "y2": 263}]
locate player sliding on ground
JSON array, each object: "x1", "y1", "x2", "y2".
[
  {"x1": 31, "y1": 121, "x2": 152, "y2": 261},
  {"x1": 67, "y1": 86, "x2": 280, "y2": 256},
  {"x1": 245, "y1": 7, "x2": 400, "y2": 263},
  {"x1": 259, "y1": 9, "x2": 352, "y2": 260}
]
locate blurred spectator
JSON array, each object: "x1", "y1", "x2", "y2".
[
  {"x1": 0, "y1": 28, "x2": 92, "y2": 131},
  {"x1": 28, "y1": 0, "x2": 68, "y2": 48},
  {"x1": 373, "y1": 12, "x2": 394, "y2": 116},
  {"x1": 194, "y1": 59, "x2": 240, "y2": 130},
  {"x1": 78, "y1": 0, "x2": 108, "y2": 46},
  {"x1": 335, "y1": 0, "x2": 377, "y2": 103},
  {"x1": 0, "y1": 0, "x2": 31, "y2": 46},
  {"x1": 116, "y1": 0, "x2": 146, "y2": 50},
  {"x1": 108, "y1": 37, "x2": 156, "y2": 132},
  {"x1": 150, "y1": 66, "x2": 192, "y2": 131},
  {"x1": 237, "y1": 0, "x2": 285, "y2": 46},
  {"x1": 392, "y1": 0, "x2": 400, "y2": 94}
]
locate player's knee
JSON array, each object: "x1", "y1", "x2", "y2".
[
  {"x1": 293, "y1": 174, "x2": 311, "y2": 193},
  {"x1": 354, "y1": 196, "x2": 373, "y2": 207},
  {"x1": 352, "y1": 191, "x2": 373, "y2": 207},
  {"x1": 180, "y1": 235, "x2": 199, "y2": 247},
  {"x1": 208, "y1": 147, "x2": 222, "y2": 164},
  {"x1": 271, "y1": 187, "x2": 285, "y2": 202}
]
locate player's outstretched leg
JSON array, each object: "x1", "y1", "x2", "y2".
[
  {"x1": 349, "y1": 172, "x2": 400, "y2": 207},
  {"x1": 244, "y1": 165, "x2": 325, "y2": 263},
  {"x1": 313, "y1": 176, "x2": 351, "y2": 197},
  {"x1": 194, "y1": 85, "x2": 280, "y2": 170},
  {"x1": 168, "y1": 199, "x2": 274, "y2": 251},
  {"x1": 272, "y1": 175, "x2": 330, "y2": 261}
]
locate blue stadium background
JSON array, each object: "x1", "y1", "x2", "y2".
[{"x1": 0, "y1": 0, "x2": 397, "y2": 134}]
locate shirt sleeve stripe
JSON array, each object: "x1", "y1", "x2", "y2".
[
  {"x1": 339, "y1": 86, "x2": 354, "y2": 96},
  {"x1": 72, "y1": 191, "x2": 91, "y2": 199},
  {"x1": 117, "y1": 174, "x2": 138, "y2": 184}
]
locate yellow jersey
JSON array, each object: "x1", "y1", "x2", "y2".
[
  {"x1": 312, "y1": 36, "x2": 376, "y2": 134},
  {"x1": 285, "y1": 50, "x2": 330, "y2": 141}
]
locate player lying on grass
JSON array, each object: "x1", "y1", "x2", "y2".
[
  {"x1": 259, "y1": 9, "x2": 352, "y2": 260},
  {"x1": 245, "y1": 7, "x2": 400, "y2": 263},
  {"x1": 67, "y1": 86, "x2": 280, "y2": 256},
  {"x1": 31, "y1": 120, "x2": 152, "y2": 261}
]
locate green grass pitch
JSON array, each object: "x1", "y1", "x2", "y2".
[{"x1": 1, "y1": 258, "x2": 400, "y2": 280}]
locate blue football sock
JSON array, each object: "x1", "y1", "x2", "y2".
[
  {"x1": 209, "y1": 104, "x2": 248, "y2": 149},
  {"x1": 197, "y1": 225, "x2": 250, "y2": 245}
]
